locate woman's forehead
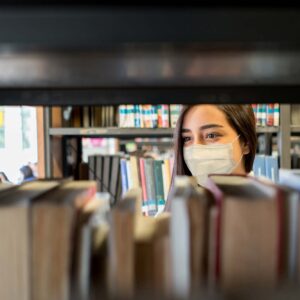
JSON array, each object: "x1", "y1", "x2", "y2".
[{"x1": 182, "y1": 105, "x2": 228, "y2": 129}]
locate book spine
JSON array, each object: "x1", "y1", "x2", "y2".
[
  {"x1": 126, "y1": 158, "x2": 132, "y2": 189},
  {"x1": 152, "y1": 105, "x2": 158, "y2": 128},
  {"x1": 139, "y1": 105, "x2": 144, "y2": 128},
  {"x1": 267, "y1": 104, "x2": 274, "y2": 126},
  {"x1": 120, "y1": 158, "x2": 129, "y2": 195},
  {"x1": 163, "y1": 158, "x2": 171, "y2": 198},
  {"x1": 144, "y1": 158, "x2": 157, "y2": 215},
  {"x1": 261, "y1": 104, "x2": 267, "y2": 126},
  {"x1": 274, "y1": 103, "x2": 280, "y2": 126},
  {"x1": 162, "y1": 104, "x2": 170, "y2": 128},
  {"x1": 118, "y1": 105, "x2": 124, "y2": 127},
  {"x1": 139, "y1": 158, "x2": 149, "y2": 216},
  {"x1": 157, "y1": 105, "x2": 163, "y2": 128},
  {"x1": 153, "y1": 160, "x2": 166, "y2": 213}
]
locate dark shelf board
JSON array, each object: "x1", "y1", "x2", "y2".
[{"x1": 49, "y1": 127, "x2": 174, "y2": 138}]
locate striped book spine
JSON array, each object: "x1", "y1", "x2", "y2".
[
  {"x1": 266, "y1": 104, "x2": 274, "y2": 126},
  {"x1": 261, "y1": 104, "x2": 267, "y2": 126},
  {"x1": 120, "y1": 158, "x2": 129, "y2": 195},
  {"x1": 162, "y1": 104, "x2": 170, "y2": 128},
  {"x1": 274, "y1": 103, "x2": 280, "y2": 126}
]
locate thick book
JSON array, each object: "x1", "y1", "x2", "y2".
[
  {"x1": 170, "y1": 176, "x2": 211, "y2": 298},
  {"x1": 107, "y1": 188, "x2": 138, "y2": 298},
  {"x1": 135, "y1": 212, "x2": 171, "y2": 296},
  {"x1": 0, "y1": 180, "x2": 60, "y2": 300},
  {"x1": 205, "y1": 174, "x2": 284, "y2": 292},
  {"x1": 32, "y1": 180, "x2": 97, "y2": 300}
]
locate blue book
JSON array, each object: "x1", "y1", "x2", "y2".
[
  {"x1": 120, "y1": 158, "x2": 129, "y2": 195},
  {"x1": 253, "y1": 155, "x2": 266, "y2": 177},
  {"x1": 265, "y1": 155, "x2": 279, "y2": 183}
]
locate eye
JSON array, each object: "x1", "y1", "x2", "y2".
[
  {"x1": 205, "y1": 132, "x2": 221, "y2": 140},
  {"x1": 182, "y1": 136, "x2": 191, "y2": 144}
]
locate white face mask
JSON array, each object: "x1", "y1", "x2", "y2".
[{"x1": 183, "y1": 135, "x2": 243, "y2": 186}]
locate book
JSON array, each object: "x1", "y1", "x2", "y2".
[
  {"x1": 253, "y1": 154, "x2": 267, "y2": 178},
  {"x1": 170, "y1": 176, "x2": 211, "y2": 297},
  {"x1": 267, "y1": 104, "x2": 274, "y2": 126},
  {"x1": 32, "y1": 180, "x2": 97, "y2": 300},
  {"x1": 103, "y1": 155, "x2": 112, "y2": 194},
  {"x1": 139, "y1": 158, "x2": 149, "y2": 216},
  {"x1": 205, "y1": 175, "x2": 284, "y2": 291},
  {"x1": 274, "y1": 103, "x2": 280, "y2": 126},
  {"x1": 73, "y1": 193, "x2": 110, "y2": 300},
  {"x1": 134, "y1": 212, "x2": 171, "y2": 296},
  {"x1": 265, "y1": 155, "x2": 279, "y2": 183},
  {"x1": 95, "y1": 155, "x2": 103, "y2": 192},
  {"x1": 144, "y1": 158, "x2": 157, "y2": 215},
  {"x1": 109, "y1": 155, "x2": 121, "y2": 203},
  {"x1": 0, "y1": 180, "x2": 60, "y2": 300},
  {"x1": 88, "y1": 155, "x2": 96, "y2": 180},
  {"x1": 107, "y1": 188, "x2": 139, "y2": 298},
  {"x1": 153, "y1": 160, "x2": 165, "y2": 213},
  {"x1": 120, "y1": 158, "x2": 129, "y2": 196}
]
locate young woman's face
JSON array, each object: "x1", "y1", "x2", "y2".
[{"x1": 181, "y1": 105, "x2": 249, "y2": 174}]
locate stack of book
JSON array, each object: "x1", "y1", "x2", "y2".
[{"x1": 251, "y1": 104, "x2": 280, "y2": 126}]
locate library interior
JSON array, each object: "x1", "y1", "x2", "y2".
[{"x1": 1, "y1": 3, "x2": 300, "y2": 300}]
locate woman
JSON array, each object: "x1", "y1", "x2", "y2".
[{"x1": 165, "y1": 104, "x2": 257, "y2": 211}]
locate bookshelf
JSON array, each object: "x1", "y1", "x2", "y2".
[
  {"x1": 1, "y1": 5, "x2": 300, "y2": 299},
  {"x1": 44, "y1": 104, "x2": 294, "y2": 177}
]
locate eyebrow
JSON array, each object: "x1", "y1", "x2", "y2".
[{"x1": 181, "y1": 124, "x2": 224, "y2": 133}]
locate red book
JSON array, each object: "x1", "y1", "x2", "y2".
[
  {"x1": 139, "y1": 158, "x2": 148, "y2": 215},
  {"x1": 205, "y1": 174, "x2": 284, "y2": 291}
]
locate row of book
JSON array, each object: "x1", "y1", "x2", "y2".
[
  {"x1": 61, "y1": 106, "x2": 117, "y2": 128},
  {"x1": 120, "y1": 155, "x2": 174, "y2": 216},
  {"x1": 87, "y1": 154, "x2": 122, "y2": 204},
  {"x1": 118, "y1": 104, "x2": 182, "y2": 128},
  {"x1": 60, "y1": 104, "x2": 283, "y2": 129},
  {"x1": 253, "y1": 154, "x2": 279, "y2": 183},
  {"x1": 251, "y1": 103, "x2": 280, "y2": 126},
  {"x1": 87, "y1": 153, "x2": 173, "y2": 215},
  {"x1": 59, "y1": 105, "x2": 182, "y2": 129},
  {"x1": 2, "y1": 169, "x2": 300, "y2": 299}
]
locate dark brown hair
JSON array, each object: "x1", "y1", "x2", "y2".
[{"x1": 165, "y1": 104, "x2": 257, "y2": 211}]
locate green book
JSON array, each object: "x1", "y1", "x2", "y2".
[{"x1": 153, "y1": 160, "x2": 166, "y2": 213}]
